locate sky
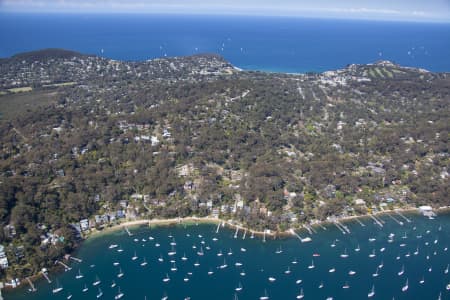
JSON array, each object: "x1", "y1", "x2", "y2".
[{"x1": 1, "y1": 0, "x2": 449, "y2": 23}]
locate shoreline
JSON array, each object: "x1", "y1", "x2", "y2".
[{"x1": 5, "y1": 205, "x2": 449, "y2": 293}]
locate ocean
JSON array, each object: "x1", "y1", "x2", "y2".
[
  {"x1": 4, "y1": 211, "x2": 450, "y2": 300},
  {"x1": 1, "y1": 13, "x2": 450, "y2": 73}
]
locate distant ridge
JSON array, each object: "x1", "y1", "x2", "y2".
[{"x1": 7, "y1": 48, "x2": 87, "y2": 62}]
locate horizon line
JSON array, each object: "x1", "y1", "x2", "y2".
[{"x1": 1, "y1": 10, "x2": 450, "y2": 24}]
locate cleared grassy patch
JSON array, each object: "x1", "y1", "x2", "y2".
[
  {"x1": 43, "y1": 82, "x2": 77, "y2": 87},
  {"x1": 0, "y1": 90, "x2": 58, "y2": 120},
  {"x1": 7, "y1": 86, "x2": 33, "y2": 93}
]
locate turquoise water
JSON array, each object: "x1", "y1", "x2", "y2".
[
  {"x1": 1, "y1": 14, "x2": 450, "y2": 73},
  {"x1": 5, "y1": 212, "x2": 450, "y2": 300}
]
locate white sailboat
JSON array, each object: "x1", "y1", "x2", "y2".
[
  {"x1": 268, "y1": 276, "x2": 276, "y2": 282},
  {"x1": 342, "y1": 281, "x2": 350, "y2": 289},
  {"x1": 368, "y1": 284, "x2": 375, "y2": 298},
  {"x1": 93, "y1": 275, "x2": 101, "y2": 286},
  {"x1": 75, "y1": 269, "x2": 84, "y2": 279},
  {"x1": 340, "y1": 248, "x2": 349, "y2": 258},
  {"x1": 402, "y1": 278, "x2": 409, "y2": 292},
  {"x1": 111, "y1": 280, "x2": 116, "y2": 288},
  {"x1": 96, "y1": 287, "x2": 103, "y2": 298},
  {"x1": 132, "y1": 251, "x2": 138, "y2": 260},
  {"x1": 162, "y1": 273, "x2": 170, "y2": 282},
  {"x1": 141, "y1": 257, "x2": 148, "y2": 266},
  {"x1": 235, "y1": 282, "x2": 243, "y2": 292},
  {"x1": 308, "y1": 260, "x2": 315, "y2": 269},
  {"x1": 82, "y1": 283, "x2": 88, "y2": 292},
  {"x1": 117, "y1": 267, "x2": 124, "y2": 278},
  {"x1": 372, "y1": 266, "x2": 379, "y2": 277},
  {"x1": 52, "y1": 280, "x2": 63, "y2": 294},
  {"x1": 260, "y1": 289, "x2": 269, "y2": 300},
  {"x1": 114, "y1": 287, "x2": 124, "y2": 299},
  {"x1": 296, "y1": 288, "x2": 304, "y2": 299},
  {"x1": 398, "y1": 265, "x2": 405, "y2": 276}
]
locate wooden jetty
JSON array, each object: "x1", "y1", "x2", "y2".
[
  {"x1": 26, "y1": 277, "x2": 36, "y2": 292},
  {"x1": 69, "y1": 256, "x2": 82, "y2": 263}
]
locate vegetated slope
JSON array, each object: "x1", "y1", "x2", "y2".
[{"x1": 0, "y1": 50, "x2": 448, "y2": 279}]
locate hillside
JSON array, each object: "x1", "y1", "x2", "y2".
[{"x1": 0, "y1": 49, "x2": 449, "y2": 279}]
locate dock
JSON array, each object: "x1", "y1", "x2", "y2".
[
  {"x1": 124, "y1": 226, "x2": 133, "y2": 236},
  {"x1": 215, "y1": 222, "x2": 221, "y2": 233},
  {"x1": 387, "y1": 213, "x2": 403, "y2": 225},
  {"x1": 26, "y1": 277, "x2": 36, "y2": 292},
  {"x1": 69, "y1": 256, "x2": 82, "y2": 263},
  {"x1": 355, "y1": 218, "x2": 365, "y2": 227},
  {"x1": 369, "y1": 214, "x2": 383, "y2": 228},
  {"x1": 234, "y1": 227, "x2": 239, "y2": 239},
  {"x1": 41, "y1": 270, "x2": 51, "y2": 283},
  {"x1": 395, "y1": 210, "x2": 412, "y2": 223},
  {"x1": 333, "y1": 221, "x2": 347, "y2": 234},
  {"x1": 242, "y1": 229, "x2": 247, "y2": 240},
  {"x1": 56, "y1": 260, "x2": 72, "y2": 271}
]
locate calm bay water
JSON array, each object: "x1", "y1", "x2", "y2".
[
  {"x1": 1, "y1": 14, "x2": 450, "y2": 73},
  {"x1": 5, "y1": 211, "x2": 450, "y2": 300}
]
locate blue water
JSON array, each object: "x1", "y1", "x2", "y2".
[
  {"x1": 1, "y1": 13, "x2": 450, "y2": 73},
  {"x1": 4, "y1": 212, "x2": 450, "y2": 300}
]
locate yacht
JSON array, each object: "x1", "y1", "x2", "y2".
[
  {"x1": 444, "y1": 264, "x2": 449, "y2": 274},
  {"x1": 240, "y1": 270, "x2": 246, "y2": 276},
  {"x1": 340, "y1": 248, "x2": 349, "y2": 258},
  {"x1": 369, "y1": 250, "x2": 376, "y2": 258},
  {"x1": 419, "y1": 276, "x2": 425, "y2": 284},
  {"x1": 268, "y1": 277, "x2": 276, "y2": 282},
  {"x1": 342, "y1": 281, "x2": 350, "y2": 289},
  {"x1": 308, "y1": 260, "x2": 315, "y2": 269},
  {"x1": 181, "y1": 253, "x2": 188, "y2": 261},
  {"x1": 329, "y1": 268, "x2": 336, "y2": 273},
  {"x1": 114, "y1": 287, "x2": 124, "y2": 299},
  {"x1": 141, "y1": 257, "x2": 148, "y2": 266},
  {"x1": 197, "y1": 247, "x2": 204, "y2": 256},
  {"x1": 355, "y1": 244, "x2": 361, "y2": 252},
  {"x1": 96, "y1": 287, "x2": 103, "y2": 298},
  {"x1": 132, "y1": 251, "x2": 138, "y2": 260},
  {"x1": 275, "y1": 246, "x2": 283, "y2": 254},
  {"x1": 398, "y1": 265, "x2": 405, "y2": 276},
  {"x1": 194, "y1": 260, "x2": 200, "y2": 267},
  {"x1": 109, "y1": 244, "x2": 118, "y2": 249},
  {"x1": 368, "y1": 284, "x2": 375, "y2": 298},
  {"x1": 260, "y1": 290, "x2": 269, "y2": 300},
  {"x1": 111, "y1": 280, "x2": 116, "y2": 288},
  {"x1": 348, "y1": 270, "x2": 356, "y2": 275},
  {"x1": 208, "y1": 269, "x2": 214, "y2": 275},
  {"x1": 372, "y1": 266, "x2": 379, "y2": 277},
  {"x1": 82, "y1": 284, "x2": 88, "y2": 292},
  {"x1": 52, "y1": 280, "x2": 63, "y2": 294},
  {"x1": 163, "y1": 273, "x2": 170, "y2": 282},
  {"x1": 296, "y1": 288, "x2": 304, "y2": 299},
  {"x1": 402, "y1": 278, "x2": 409, "y2": 292},
  {"x1": 318, "y1": 281, "x2": 324, "y2": 288},
  {"x1": 235, "y1": 282, "x2": 243, "y2": 292},
  {"x1": 75, "y1": 269, "x2": 84, "y2": 279},
  {"x1": 92, "y1": 275, "x2": 101, "y2": 286},
  {"x1": 117, "y1": 268, "x2": 124, "y2": 278}
]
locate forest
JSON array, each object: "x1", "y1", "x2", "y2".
[{"x1": 0, "y1": 49, "x2": 448, "y2": 279}]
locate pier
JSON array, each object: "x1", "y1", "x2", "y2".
[
  {"x1": 395, "y1": 210, "x2": 412, "y2": 223},
  {"x1": 355, "y1": 218, "x2": 365, "y2": 227},
  {"x1": 41, "y1": 270, "x2": 51, "y2": 283},
  {"x1": 56, "y1": 260, "x2": 72, "y2": 271},
  {"x1": 69, "y1": 256, "x2": 83, "y2": 263},
  {"x1": 124, "y1": 226, "x2": 133, "y2": 236},
  {"x1": 215, "y1": 222, "x2": 221, "y2": 233},
  {"x1": 242, "y1": 229, "x2": 247, "y2": 240},
  {"x1": 26, "y1": 277, "x2": 36, "y2": 292},
  {"x1": 234, "y1": 227, "x2": 239, "y2": 239},
  {"x1": 333, "y1": 221, "x2": 347, "y2": 234},
  {"x1": 387, "y1": 213, "x2": 403, "y2": 225},
  {"x1": 369, "y1": 214, "x2": 383, "y2": 228},
  {"x1": 337, "y1": 220, "x2": 351, "y2": 234}
]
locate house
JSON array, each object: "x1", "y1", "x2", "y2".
[
  {"x1": 79, "y1": 219, "x2": 89, "y2": 231},
  {"x1": 0, "y1": 245, "x2": 8, "y2": 269},
  {"x1": 4, "y1": 224, "x2": 16, "y2": 238},
  {"x1": 355, "y1": 199, "x2": 366, "y2": 206}
]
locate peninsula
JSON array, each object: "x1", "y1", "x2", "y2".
[{"x1": 0, "y1": 49, "x2": 449, "y2": 282}]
